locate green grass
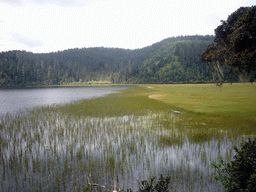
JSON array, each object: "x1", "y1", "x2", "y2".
[
  {"x1": 147, "y1": 83, "x2": 256, "y2": 120},
  {"x1": 52, "y1": 86, "x2": 173, "y2": 117},
  {"x1": 145, "y1": 83, "x2": 256, "y2": 135}
]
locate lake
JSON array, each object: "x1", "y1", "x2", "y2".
[
  {"x1": 0, "y1": 85, "x2": 245, "y2": 191},
  {"x1": 0, "y1": 86, "x2": 128, "y2": 115}
]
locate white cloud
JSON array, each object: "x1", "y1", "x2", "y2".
[
  {"x1": 11, "y1": 33, "x2": 44, "y2": 48},
  {"x1": 0, "y1": 0, "x2": 255, "y2": 53},
  {"x1": 1, "y1": 0, "x2": 23, "y2": 6},
  {"x1": 1, "y1": 0, "x2": 93, "y2": 6}
]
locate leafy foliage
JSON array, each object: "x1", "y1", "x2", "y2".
[
  {"x1": 212, "y1": 139, "x2": 256, "y2": 191},
  {"x1": 120, "y1": 175, "x2": 171, "y2": 192},
  {"x1": 201, "y1": 6, "x2": 256, "y2": 83}
]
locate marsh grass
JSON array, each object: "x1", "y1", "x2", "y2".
[
  {"x1": 148, "y1": 83, "x2": 256, "y2": 121},
  {"x1": 0, "y1": 85, "x2": 255, "y2": 191},
  {"x1": 52, "y1": 87, "x2": 172, "y2": 117}
]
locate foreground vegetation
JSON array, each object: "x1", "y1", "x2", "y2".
[
  {"x1": 212, "y1": 138, "x2": 256, "y2": 192},
  {"x1": 0, "y1": 84, "x2": 255, "y2": 191}
]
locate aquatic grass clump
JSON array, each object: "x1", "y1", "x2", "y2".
[
  {"x1": 190, "y1": 132, "x2": 212, "y2": 143},
  {"x1": 0, "y1": 106, "x2": 246, "y2": 191},
  {"x1": 51, "y1": 86, "x2": 174, "y2": 117},
  {"x1": 158, "y1": 134, "x2": 183, "y2": 146}
]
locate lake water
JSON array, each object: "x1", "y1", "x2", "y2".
[
  {"x1": 0, "y1": 85, "x2": 241, "y2": 191},
  {"x1": 0, "y1": 86, "x2": 128, "y2": 115}
]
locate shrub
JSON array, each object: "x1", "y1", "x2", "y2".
[
  {"x1": 120, "y1": 174, "x2": 171, "y2": 192},
  {"x1": 212, "y1": 139, "x2": 256, "y2": 192}
]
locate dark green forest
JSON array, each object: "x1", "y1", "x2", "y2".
[{"x1": 1, "y1": 35, "x2": 236, "y2": 87}]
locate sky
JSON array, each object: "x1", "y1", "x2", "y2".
[{"x1": 0, "y1": 0, "x2": 255, "y2": 53}]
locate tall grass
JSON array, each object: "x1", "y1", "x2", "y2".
[{"x1": 0, "y1": 109, "x2": 248, "y2": 191}]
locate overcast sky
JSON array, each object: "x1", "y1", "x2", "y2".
[{"x1": 0, "y1": 0, "x2": 255, "y2": 53}]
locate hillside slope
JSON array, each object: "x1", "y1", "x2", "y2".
[{"x1": 0, "y1": 35, "x2": 216, "y2": 87}]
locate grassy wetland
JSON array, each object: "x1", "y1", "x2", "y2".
[{"x1": 0, "y1": 83, "x2": 255, "y2": 191}]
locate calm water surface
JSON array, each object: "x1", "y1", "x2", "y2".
[{"x1": 0, "y1": 86, "x2": 128, "y2": 115}]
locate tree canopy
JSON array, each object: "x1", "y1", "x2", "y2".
[
  {"x1": 0, "y1": 35, "x2": 216, "y2": 87},
  {"x1": 201, "y1": 6, "x2": 256, "y2": 83}
]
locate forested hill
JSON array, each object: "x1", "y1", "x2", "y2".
[{"x1": 0, "y1": 35, "x2": 218, "y2": 87}]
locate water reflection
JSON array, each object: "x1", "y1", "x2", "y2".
[{"x1": 0, "y1": 86, "x2": 127, "y2": 115}]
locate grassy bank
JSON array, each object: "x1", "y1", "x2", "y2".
[
  {"x1": 146, "y1": 83, "x2": 256, "y2": 119},
  {"x1": 51, "y1": 86, "x2": 171, "y2": 117},
  {"x1": 145, "y1": 83, "x2": 256, "y2": 134}
]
